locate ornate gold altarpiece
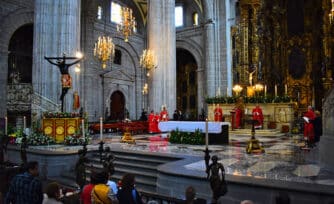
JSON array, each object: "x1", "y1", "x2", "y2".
[{"x1": 43, "y1": 118, "x2": 81, "y2": 142}]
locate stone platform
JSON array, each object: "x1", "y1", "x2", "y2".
[{"x1": 5, "y1": 130, "x2": 334, "y2": 204}]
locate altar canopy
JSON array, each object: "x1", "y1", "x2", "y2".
[{"x1": 158, "y1": 121, "x2": 230, "y2": 133}]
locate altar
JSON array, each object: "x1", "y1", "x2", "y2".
[
  {"x1": 42, "y1": 118, "x2": 81, "y2": 142},
  {"x1": 159, "y1": 121, "x2": 230, "y2": 144},
  {"x1": 208, "y1": 103, "x2": 294, "y2": 131}
]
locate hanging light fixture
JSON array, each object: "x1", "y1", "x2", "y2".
[
  {"x1": 94, "y1": 36, "x2": 115, "y2": 69},
  {"x1": 233, "y1": 84, "x2": 243, "y2": 96},
  {"x1": 117, "y1": 7, "x2": 136, "y2": 42},
  {"x1": 94, "y1": 2, "x2": 115, "y2": 69},
  {"x1": 140, "y1": 49, "x2": 157, "y2": 70}
]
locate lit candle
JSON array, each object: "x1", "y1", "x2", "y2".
[
  {"x1": 100, "y1": 117, "x2": 103, "y2": 141},
  {"x1": 285, "y1": 84, "x2": 288, "y2": 95},
  {"x1": 5, "y1": 116, "x2": 7, "y2": 135},
  {"x1": 275, "y1": 85, "x2": 277, "y2": 97},
  {"x1": 82, "y1": 119, "x2": 85, "y2": 138},
  {"x1": 264, "y1": 85, "x2": 267, "y2": 97},
  {"x1": 23, "y1": 116, "x2": 26, "y2": 131},
  {"x1": 205, "y1": 119, "x2": 209, "y2": 149}
]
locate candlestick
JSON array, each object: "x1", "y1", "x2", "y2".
[
  {"x1": 100, "y1": 117, "x2": 103, "y2": 141},
  {"x1": 285, "y1": 84, "x2": 288, "y2": 95},
  {"x1": 82, "y1": 119, "x2": 85, "y2": 138},
  {"x1": 275, "y1": 85, "x2": 277, "y2": 97},
  {"x1": 205, "y1": 119, "x2": 209, "y2": 149},
  {"x1": 264, "y1": 85, "x2": 267, "y2": 97},
  {"x1": 5, "y1": 116, "x2": 7, "y2": 135},
  {"x1": 23, "y1": 116, "x2": 26, "y2": 131}
]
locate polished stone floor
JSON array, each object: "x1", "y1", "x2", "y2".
[{"x1": 29, "y1": 130, "x2": 334, "y2": 187}]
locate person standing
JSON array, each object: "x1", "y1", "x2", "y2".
[
  {"x1": 148, "y1": 110, "x2": 155, "y2": 133},
  {"x1": 313, "y1": 110, "x2": 322, "y2": 143},
  {"x1": 214, "y1": 104, "x2": 223, "y2": 122},
  {"x1": 252, "y1": 105, "x2": 264, "y2": 129},
  {"x1": 160, "y1": 106, "x2": 169, "y2": 121},
  {"x1": 154, "y1": 112, "x2": 161, "y2": 133},
  {"x1": 5, "y1": 161, "x2": 43, "y2": 204},
  {"x1": 303, "y1": 106, "x2": 316, "y2": 145}
]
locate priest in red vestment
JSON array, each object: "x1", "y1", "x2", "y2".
[
  {"x1": 252, "y1": 105, "x2": 264, "y2": 129},
  {"x1": 214, "y1": 104, "x2": 223, "y2": 122},
  {"x1": 304, "y1": 106, "x2": 316, "y2": 143},
  {"x1": 154, "y1": 112, "x2": 161, "y2": 133},
  {"x1": 160, "y1": 106, "x2": 169, "y2": 121},
  {"x1": 148, "y1": 111, "x2": 155, "y2": 133}
]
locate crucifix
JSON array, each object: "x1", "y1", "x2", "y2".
[{"x1": 45, "y1": 53, "x2": 83, "y2": 112}]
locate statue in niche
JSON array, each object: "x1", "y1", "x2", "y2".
[{"x1": 10, "y1": 72, "x2": 21, "y2": 84}]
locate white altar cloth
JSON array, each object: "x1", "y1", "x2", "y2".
[{"x1": 158, "y1": 121, "x2": 230, "y2": 133}]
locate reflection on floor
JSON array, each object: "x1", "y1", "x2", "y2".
[{"x1": 30, "y1": 130, "x2": 334, "y2": 187}]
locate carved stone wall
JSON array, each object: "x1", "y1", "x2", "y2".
[
  {"x1": 320, "y1": 87, "x2": 334, "y2": 171},
  {"x1": 7, "y1": 83, "x2": 32, "y2": 112}
]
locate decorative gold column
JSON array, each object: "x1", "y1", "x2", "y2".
[
  {"x1": 322, "y1": 0, "x2": 334, "y2": 93},
  {"x1": 238, "y1": 2, "x2": 250, "y2": 86}
]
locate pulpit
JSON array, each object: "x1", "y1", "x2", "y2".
[{"x1": 43, "y1": 118, "x2": 81, "y2": 142}]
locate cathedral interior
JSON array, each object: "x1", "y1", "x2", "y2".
[
  {"x1": 1, "y1": 0, "x2": 334, "y2": 203},
  {"x1": 1, "y1": 0, "x2": 333, "y2": 124}
]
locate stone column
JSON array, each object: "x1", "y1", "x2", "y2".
[
  {"x1": 202, "y1": 0, "x2": 216, "y2": 97},
  {"x1": 33, "y1": 0, "x2": 81, "y2": 113},
  {"x1": 147, "y1": 0, "x2": 176, "y2": 114}
]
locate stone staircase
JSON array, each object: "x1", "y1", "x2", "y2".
[{"x1": 49, "y1": 149, "x2": 180, "y2": 194}]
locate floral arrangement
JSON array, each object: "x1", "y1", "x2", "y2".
[
  {"x1": 169, "y1": 128, "x2": 204, "y2": 145},
  {"x1": 28, "y1": 132, "x2": 56, "y2": 145},
  {"x1": 15, "y1": 132, "x2": 56, "y2": 146},
  {"x1": 43, "y1": 112, "x2": 81, "y2": 118},
  {"x1": 205, "y1": 95, "x2": 293, "y2": 104},
  {"x1": 64, "y1": 135, "x2": 90, "y2": 146}
]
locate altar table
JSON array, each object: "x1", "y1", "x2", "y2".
[{"x1": 159, "y1": 121, "x2": 230, "y2": 144}]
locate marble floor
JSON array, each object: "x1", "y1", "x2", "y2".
[{"x1": 29, "y1": 130, "x2": 334, "y2": 188}]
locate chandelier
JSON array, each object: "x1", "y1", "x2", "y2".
[
  {"x1": 117, "y1": 7, "x2": 136, "y2": 42},
  {"x1": 142, "y1": 83, "x2": 148, "y2": 95},
  {"x1": 253, "y1": 83, "x2": 264, "y2": 92},
  {"x1": 232, "y1": 84, "x2": 243, "y2": 96},
  {"x1": 140, "y1": 49, "x2": 157, "y2": 70},
  {"x1": 330, "y1": 0, "x2": 334, "y2": 24},
  {"x1": 94, "y1": 36, "x2": 115, "y2": 69}
]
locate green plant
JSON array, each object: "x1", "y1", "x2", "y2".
[
  {"x1": 64, "y1": 135, "x2": 90, "y2": 146},
  {"x1": 27, "y1": 132, "x2": 56, "y2": 145},
  {"x1": 169, "y1": 128, "x2": 205, "y2": 145}
]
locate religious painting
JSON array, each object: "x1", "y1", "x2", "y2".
[{"x1": 274, "y1": 107, "x2": 288, "y2": 123}]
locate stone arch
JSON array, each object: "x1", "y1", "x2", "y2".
[
  {"x1": 105, "y1": 36, "x2": 143, "y2": 119},
  {"x1": 0, "y1": 10, "x2": 34, "y2": 116},
  {"x1": 176, "y1": 39, "x2": 203, "y2": 70},
  {"x1": 176, "y1": 39, "x2": 204, "y2": 114}
]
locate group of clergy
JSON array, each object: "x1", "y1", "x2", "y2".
[
  {"x1": 148, "y1": 106, "x2": 169, "y2": 133},
  {"x1": 213, "y1": 103, "x2": 264, "y2": 129}
]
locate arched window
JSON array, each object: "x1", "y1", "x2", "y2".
[
  {"x1": 97, "y1": 5, "x2": 102, "y2": 20},
  {"x1": 114, "y1": 49, "x2": 122, "y2": 65},
  {"x1": 175, "y1": 6, "x2": 183, "y2": 27},
  {"x1": 192, "y1": 12, "x2": 199, "y2": 26},
  {"x1": 111, "y1": 2, "x2": 122, "y2": 24}
]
